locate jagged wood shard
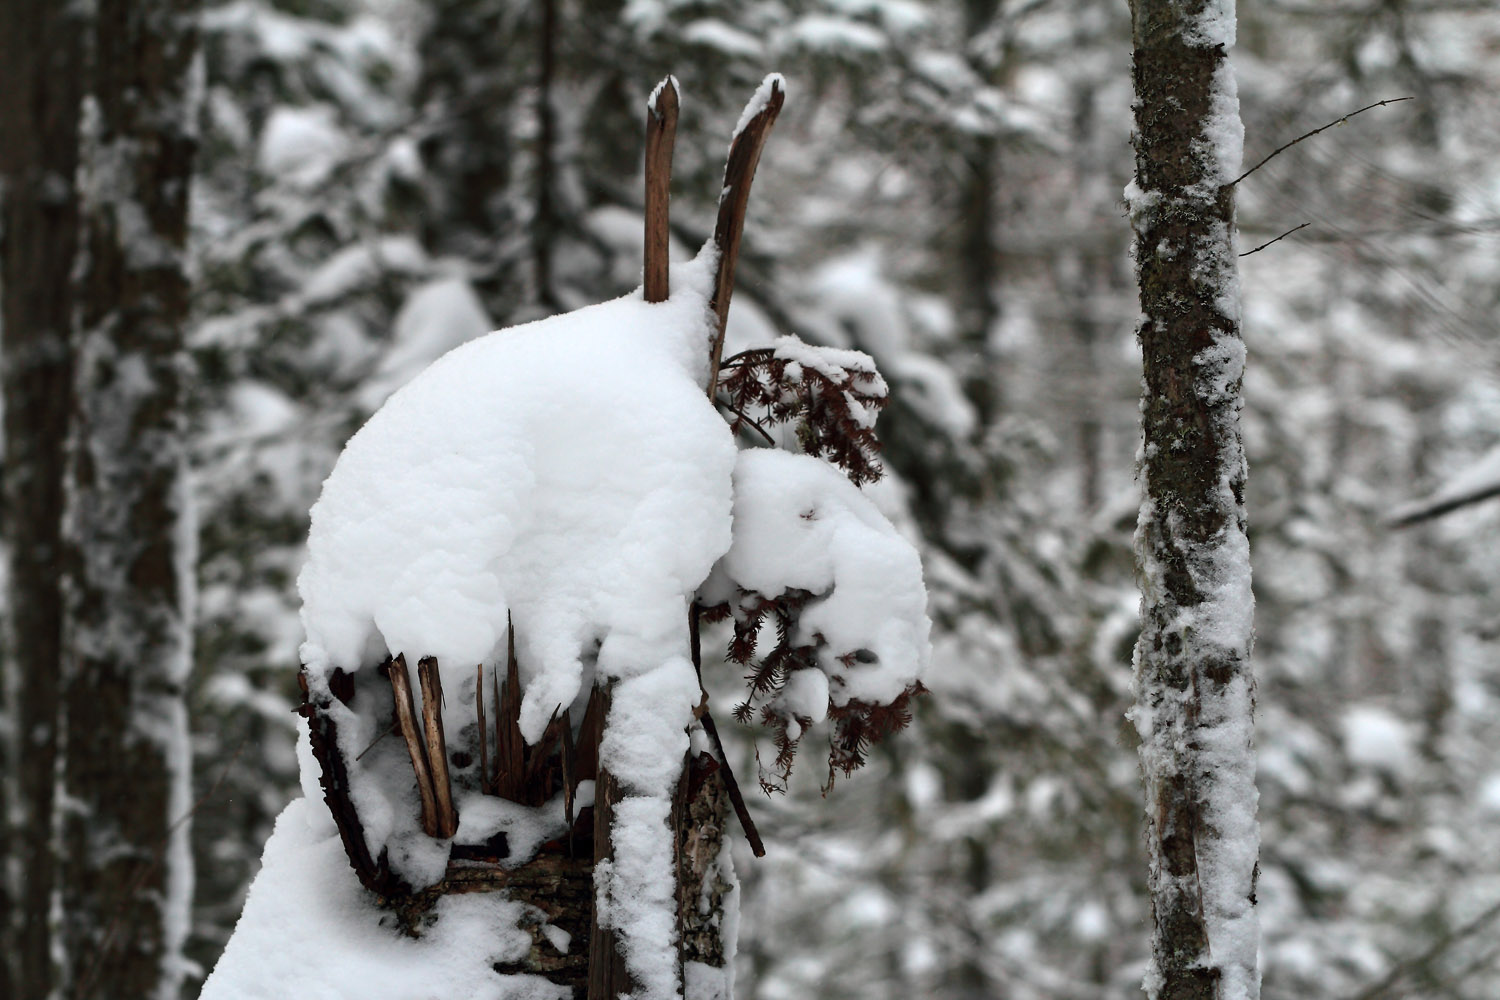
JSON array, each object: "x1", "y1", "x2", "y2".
[
  {"x1": 476, "y1": 663, "x2": 490, "y2": 794},
  {"x1": 417, "y1": 656, "x2": 458, "y2": 838},
  {"x1": 706, "y1": 75, "x2": 785, "y2": 393},
  {"x1": 644, "y1": 75, "x2": 679, "y2": 305},
  {"x1": 386, "y1": 654, "x2": 441, "y2": 838}
]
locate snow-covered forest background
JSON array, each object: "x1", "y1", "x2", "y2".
[{"x1": 9, "y1": 0, "x2": 1500, "y2": 997}]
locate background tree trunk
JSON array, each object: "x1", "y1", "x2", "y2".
[
  {"x1": 1128, "y1": 2, "x2": 1260, "y2": 999},
  {"x1": 0, "y1": 2, "x2": 85, "y2": 995},
  {"x1": 57, "y1": 1, "x2": 201, "y2": 997}
]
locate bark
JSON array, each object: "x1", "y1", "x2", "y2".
[
  {"x1": 57, "y1": 2, "x2": 200, "y2": 998},
  {"x1": 1129, "y1": 2, "x2": 1259, "y2": 999},
  {"x1": 0, "y1": 2, "x2": 85, "y2": 995}
]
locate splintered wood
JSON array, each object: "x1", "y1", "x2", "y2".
[{"x1": 296, "y1": 72, "x2": 787, "y2": 998}]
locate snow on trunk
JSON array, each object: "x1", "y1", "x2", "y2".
[
  {"x1": 57, "y1": 2, "x2": 200, "y2": 998},
  {"x1": 1126, "y1": 3, "x2": 1259, "y2": 999}
]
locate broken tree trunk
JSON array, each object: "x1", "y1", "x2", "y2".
[{"x1": 297, "y1": 74, "x2": 784, "y2": 1000}]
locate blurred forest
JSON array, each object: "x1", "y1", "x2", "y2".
[{"x1": 7, "y1": 0, "x2": 1500, "y2": 997}]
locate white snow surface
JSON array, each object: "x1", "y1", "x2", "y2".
[
  {"x1": 199, "y1": 798, "x2": 570, "y2": 1000},
  {"x1": 299, "y1": 253, "x2": 734, "y2": 744},
  {"x1": 705, "y1": 448, "x2": 931, "y2": 708},
  {"x1": 358, "y1": 275, "x2": 493, "y2": 410},
  {"x1": 274, "y1": 246, "x2": 929, "y2": 1000},
  {"x1": 1341, "y1": 704, "x2": 1416, "y2": 776}
]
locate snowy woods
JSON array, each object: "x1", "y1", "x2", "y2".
[{"x1": 6, "y1": 0, "x2": 1500, "y2": 998}]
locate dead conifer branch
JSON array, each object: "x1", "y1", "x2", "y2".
[
  {"x1": 1232, "y1": 97, "x2": 1413, "y2": 186},
  {"x1": 644, "y1": 76, "x2": 679, "y2": 304},
  {"x1": 386, "y1": 654, "x2": 441, "y2": 837},
  {"x1": 706, "y1": 74, "x2": 786, "y2": 395},
  {"x1": 1239, "y1": 221, "x2": 1311, "y2": 257},
  {"x1": 689, "y1": 604, "x2": 766, "y2": 857},
  {"x1": 418, "y1": 657, "x2": 459, "y2": 838}
]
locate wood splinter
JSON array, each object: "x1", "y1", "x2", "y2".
[
  {"x1": 417, "y1": 656, "x2": 459, "y2": 839},
  {"x1": 385, "y1": 654, "x2": 441, "y2": 838},
  {"x1": 476, "y1": 663, "x2": 490, "y2": 793}
]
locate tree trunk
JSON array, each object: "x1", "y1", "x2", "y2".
[
  {"x1": 1127, "y1": 2, "x2": 1260, "y2": 999},
  {"x1": 57, "y1": 2, "x2": 200, "y2": 997},
  {"x1": 0, "y1": 1, "x2": 86, "y2": 995}
]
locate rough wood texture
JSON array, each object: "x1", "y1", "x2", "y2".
[
  {"x1": 476, "y1": 664, "x2": 491, "y2": 793},
  {"x1": 496, "y1": 629, "x2": 526, "y2": 801},
  {"x1": 1130, "y1": 3, "x2": 1259, "y2": 999},
  {"x1": 706, "y1": 76, "x2": 785, "y2": 393},
  {"x1": 299, "y1": 670, "x2": 407, "y2": 898},
  {"x1": 676, "y1": 756, "x2": 733, "y2": 974},
  {"x1": 387, "y1": 655, "x2": 442, "y2": 838},
  {"x1": 690, "y1": 606, "x2": 764, "y2": 857},
  {"x1": 587, "y1": 690, "x2": 631, "y2": 1000},
  {"x1": 644, "y1": 76, "x2": 679, "y2": 304},
  {"x1": 0, "y1": 1, "x2": 83, "y2": 992},
  {"x1": 398, "y1": 851, "x2": 595, "y2": 993},
  {"x1": 417, "y1": 657, "x2": 459, "y2": 838}
]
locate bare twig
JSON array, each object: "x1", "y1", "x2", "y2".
[
  {"x1": 1239, "y1": 222, "x2": 1311, "y2": 257},
  {"x1": 706, "y1": 75, "x2": 786, "y2": 395},
  {"x1": 644, "y1": 76, "x2": 679, "y2": 304},
  {"x1": 714, "y1": 395, "x2": 778, "y2": 445},
  {"x1": 1391, "y1": 483, "x2": 1500, "y2": 528},
  {"x1": 386, "y1": 654, "x2": 440, "y2": 837},
  {"x1": 1344, "y1": 896, "x2": 1500, "y2": 1000},
  {"x1": 689, "y1": 604, "x2": 766, "y2": 858},
  {"x1": 1232, "y1": 97, "x2": 1413, "y2": 186},
  {"x1": 418, "y1": 657, "x2": 459, "y2": 838},
  {"x1": 354, "y1": 720, "x2": 401, "y2": 762}
]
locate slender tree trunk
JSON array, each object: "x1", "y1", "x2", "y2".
[
  {"x1": 1127, "y1": 3, "x2": 1259, "y2": 999},
  {"x1": 57, "y1": 2, "x2": 200, "y2": 998},
  {"x1": 0, "y1": 2, "x2": 85, "y2": 995}
]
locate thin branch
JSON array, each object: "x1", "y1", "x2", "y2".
[
  {"x1": 1390, "y1": 482, "x2": 1500, "y2": 528},
  {"x1": 1232, "y1": 97, "x2": 1413, "y2": 186},
  {"x1": 354, "y1": 720, "x2": 401, "y2": 762},
  {"x1": 1239, "y1": 222, "x2": 1311, "y2": 257},
  {"x1": 714, "y1": 395, "x2": 778, "y2": 445},
  {"x1": 689, "y1": 604, "x2": 766, "y2": 857},
  {"x1": 1344, "y1": 896, "x2": 1500, "y2": 1000},
  {"x1": 706, "y1": 74, "x2": 786, "y2": 395},
  {"x1": 644, "y1": 76, "x2": 679, "y2": 304}
]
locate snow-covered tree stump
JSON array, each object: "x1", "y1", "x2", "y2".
[{"x1": 204, "y1": 75, "x2": 930, "y2": 1000}]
